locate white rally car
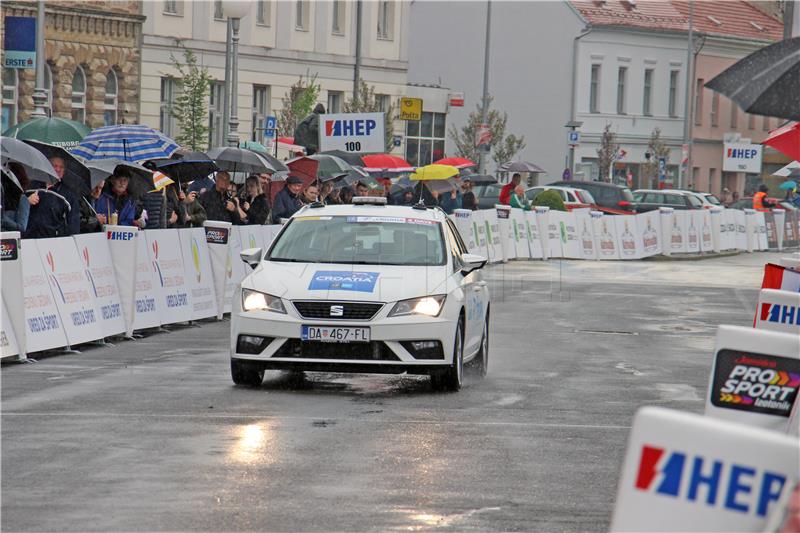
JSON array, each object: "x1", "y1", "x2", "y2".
[{"x1": 230, "y1": 197, "x2": 491, "y2": 391}]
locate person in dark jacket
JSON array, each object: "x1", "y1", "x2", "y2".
[
  {"x1": 293, "y1": 103, "x2": 325, "y2": 155},
  {"x1": 198, "y1": 171, "x2": 241, "y2": 224},
  {"x1": 187, "y1": 175, "x2": 215, "y2": 194},
  {"x1": 461, "y1": 177, "x2": 478, "y2": 210},
  {"x1": 1, "y1": 163, "x2": 31, "y2": 232},
  {"x1": 79, "y1": 180, "x2": 107, "y2": 233},
  {"x1": 95, "y1": 168, "x2": 142, "y2": 227},
  {"x1": 49, "y1": 156, "x2": 80, "y2": 234},
  {"x1": 241, "y1": 175, "x2": 271, "y2": 225},
  {"x1": 272, "y1": 175, "x2": 304, "y2": 221}
]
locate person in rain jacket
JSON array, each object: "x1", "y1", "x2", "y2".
[
  {"x1": 294, "y1": 103, "x2": 325, "y2": 155},
  {"x1": 499, "y1": 173, "x2": 522, "y2": 205},
  {"x1": 509, "y1": 184, "x2": 531, "y2": 210},
  {"x1": 1, "y1": 163, "x2": 30, "y2": 232},
  {"x1": 79, "y1": 180, "x2": 107, "y2": 233},
  {"x1": 272, "y1": 176, "x2": 304, "y2": 221},
  {"x1": 95, "y1": 168, "x2": 141, "y2": 227}
]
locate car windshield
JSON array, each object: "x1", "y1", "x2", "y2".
[
  {"x1": 705, "y1": 194, "x2": 721, "y2": 205},
  {"x1": 268, "y1": 215, "x2": 446, "y2": 266}
]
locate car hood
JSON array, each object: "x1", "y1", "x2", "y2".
[{"x1": 244, "y1": 261, "x2": 450, "y2": 303}]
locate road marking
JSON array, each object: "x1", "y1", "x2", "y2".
[{"x1": 0, "y1": 412, "x2": 631, "y2": 429}]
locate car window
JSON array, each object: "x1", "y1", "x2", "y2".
[
  {"x1": 705, "y1": 195, "x2": 721, "y2": 205},
  {"x1": 576, "y1": 189, "x2": 595, "y2": 203},
  {"x1": 526, "y1": 187, "x2": 544, "y2": 201},
  {"x1": 643, "y1": 193, "x2": 662, "y2": 203},
  {"x1": 445, "y1": 218, "x2": 469, "y2": 255},
  {"x1": 594, "y1": 187, "x2": 616, "y2": 203},
  {"x1": 633, "y1": 192, "x2": 646, "y2": 202},
  {"x1": 268, "y1": 215, "x2": 446, "y2": 266},
  {"x1": 565, "y1": 191, "x2": 576, "y2": 202},
  {"x1": 687, "y1": 194, "x2": 703, "y2": 207},
  {"x1": 664, "y1": 194, "x2": 684, "y2": 206},
  {"x1": 621, "y1": 188, "x2": 635, "y2": 202}
]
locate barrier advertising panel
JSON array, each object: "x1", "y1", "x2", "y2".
[
  {"x1": 36, "y1": 237, "x2": 104, "y2": 346},
  {"x1": 482, "y1": 210, "x2": 502, "y2": 263},
  {"x1": 1, "y1": 297, "x2": 20, "y2": 358},
  {"x1": 764, "y1": 212, "x2": 779, "y2": 250},
  {"x1": 784, "y1": 210, "x2": 799, "y2": 249},
  {"x1": 73, "y1": 233, "x2": 126, "y2": 338},
  {"x1": 755, "y1": 211, "x2": 768, "y2": 251},
  {"x1": 638, "y1": 211, "x2": 661, "y2": 258},
  {"x1": 524, "y1": 211, "x2": 543, "y2": 259},
  {"x1": 544, "y1": 210, "x2": 565, "y2": 259},
  {"x1": 178, "y1": 228, "x2": 218, "y2": 321},
  {"x1": 595, "y1": 213, "x2": 620, "y2": 260},
  {"x1": 132, "y1": 230, "x2": 163, "y2": 331},
  {"x1": 555, "y1": 210, "x2": 580, "y2": 259},
  {"x1": 224, "y1": 224, "x2": 248, "y2": 313},
  {"x1": 261, "y1": 225, "x2": 282, "y2": 249},
  {"x1": 104, "y1": 225, "x2": 138, "y2": 337},
  {"x1": 510, "y1": 208, "x2": 531, "y2": 259},
  {"x1": 238, "y1": 225, "x2": 266, "y2": 253},
  {"x1": 495, "y1": 205, "x2": 513, "y2": 261},
  {"x1": 705, "y1": 325, "x2": 800, "y2": 433},
  {"x1": 615, "y1": 216, "x2": 642, "y2": 260},
  {"x1": 573, "y1": 210, "x2": 596, "y2": 260},
  {"x1": 1, "y1": 231, "x2": 26, "y2": 358},
  {"x1": 145, "y1": 229, "x2": 192, "y2": 325},
  {"x1": 21, "y1": 240, "x2": 68, "y2": 353},
  {"x1": 610, "y1": 406, "x2": 800, "y2": 532},
  {"x1": 451, "y1": 210, "x2": 478, "y2": 254},
  {"x1": 470, "y1": 210, "x2": 489, "y2": 258},
  {"x1": 668, "y1": 210, "x2": 689, "y2": 254},
  {"x1": 722, "y1": 208, "x2": 737, "y2": 251},
  {"x1": 709, "y1": 207, "x2": 723, "y2": 253},
  {"x1": 534, "y1": 207, "x2": 550, "y2": 260},
  {"x1": 203, "y1": 221, "x2": 235, "y2": 318},
  {"x1": 734, "y1": 209, "x2": 747, "y2": 250},
  {"x1": 686, "y1": 211, "x2": 701, "y2": 253},
  {"x1": 754, "y1": 289, "x2": 800, "y2": 335},
  {"x1": 762, "y1": 263, "x2": 800, "y2": 293}
]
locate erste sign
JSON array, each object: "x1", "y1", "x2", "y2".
[
  {"x1": 318, "y1": 112, "x2": 386, "y2": 153},
  {"x1": 723, "y1": 142, "x2": 763, "y2": 173}
]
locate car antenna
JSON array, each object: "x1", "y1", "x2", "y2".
[{"x1": 412, "y1": 181, "x2": 427, "y2": 210}]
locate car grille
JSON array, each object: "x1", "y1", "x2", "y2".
[
  {"x1": 273, "y1": 339, "x2": 400, "y2": 361},
  {"x1": 292, "y1": 301, "x2": 384, "y2": 321}
]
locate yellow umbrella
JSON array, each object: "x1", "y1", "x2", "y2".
[{"x1": 410, "y1": 164, "x2": 459, "y2": 181}]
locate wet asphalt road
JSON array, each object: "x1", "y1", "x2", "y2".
[{"x1": 1, "y1": 253, "x2": 778, "y2": 532}]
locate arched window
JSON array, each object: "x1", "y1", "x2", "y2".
[
  {"x1": 71, "y1": 66, "x2": 86, "y2": 124},
  {"x1": 44, "y1": 63, "x2": 54, "y2": 114},
  {"x1": 2, "y1": 68, "x2": 19, "y2": 131},
  {"x1": 104, "y1": 70, "x2": 118, "y2": 126}
]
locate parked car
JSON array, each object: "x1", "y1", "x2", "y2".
[
  {"x1": 730, "y1": 197, "x2": 797, "y2": 211},
  {"x1": 632, "y1": 189, "x2": 704, "y2": 212},
  {"x1": 547, "y1": 180, "x2": 637, "y2": 214},
  {"x1": 474, "y1": 183, "x2": 503, "y2": 210},
  {"x1": 524, "y1": 185, "x2": 595, "y2": 211}
]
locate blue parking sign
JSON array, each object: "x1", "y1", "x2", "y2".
[{"x1": 265, "y1": 116, "x2": 277, "y2": 129}]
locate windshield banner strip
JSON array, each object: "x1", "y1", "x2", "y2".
[{"x1": 345, "y1": 216, "x2": 436, "y2": 225}]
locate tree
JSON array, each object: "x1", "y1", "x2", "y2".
[
  {"x1": 448, "y1": 98, "x2": 525, "y2": 167},
  {"x1": 277, "y1": 73, "x2": 321, "y2": 138},
  {"x1": 170, "y1": 49, "x2": 214, "y2": 151},
  {"x1": 343, "y1": 79, "x2": 396, "y2": 151},
  {"x1": 642, "y1": 127, "x2": 671, "y2": 188},
  {"x1": 596, "y1": 123, "x2": 619, "y2": 182}
]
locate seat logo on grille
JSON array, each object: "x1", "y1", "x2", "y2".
[{"x1": 330, "y1": 305, "x2": 344, "y2": 317}]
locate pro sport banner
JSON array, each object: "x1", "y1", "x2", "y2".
[
  {"x1": 705, "y1": 325, "x2": 800, "y2": 433},
  {"x1": 658, "y1": 207, "x2": 674, "y2": 256},
  {"x1": 637, "y1": 211, "x2": 661, "y2": 258},
  {"x1": 573, "y1": 210, "x2": 596, "y2": 260},
  {"x1": 35, "y1": 237, "x2": 104, "y2": 346},
  {"x1": 772, "y1": 210, "x2": 785, "y2": 251},
  {"x1": 615, "y1": 215, "x2": 642, "y2": 260},
  {"x1": 762, "y1": 263, "x2": 800, "y2": 293},
  {"x1": 754, "y1": 289, "x2": 800, "y2": 335},
  {"x1": 721, "y1": 208, "x2": 737, "y2": 251},
  {"x1": 1, "y1": 231, "x2": 25, "y2": 358},
  {"x1": 104, "y1": 225, "x2": 138, "y2": 337},
  {"x1": 132, "y1": 229, "x2": 163, "y2": 331},
  {"x1": 523, "y1": 210, "x2": 544, "y2": 259},
  {"x1": 178, "y1": 228, "x2": 218, "y2": 321},
  {"x1": 495, "y1": 205, "x2": 514, "y2": 261},
  {"x1": 594, "y1": 212, "x2": 620, "y2": 260},
  {"x1": 204, "y1": 221, "x2": 233, "y2": 319},
  {"x1": 145, "y1": 229, "x2": 192, "y2": 325},
  {"x1": 556, "y1": 210, "x2": 580, "y2": 259},
  {"x1": 73, "y1": 233, "x2": 126, "y2": 338},
  {"x1": 21, "y1": 240, "x2": 68, "y2": 353}
]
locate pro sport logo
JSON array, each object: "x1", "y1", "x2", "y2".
[
  {"x1": 635, "y1": 445, "x2": 786, "y2": 517},
  {"x1": 760, "y1": 303, "x2": 800, "y2": 327}
]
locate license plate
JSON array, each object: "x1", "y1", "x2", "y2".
[{"x1": 301, "y1": 325, "x2": 371, "y2": 343}]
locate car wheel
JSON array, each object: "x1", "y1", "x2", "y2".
[
  {"x1": 433, "y1": 317, "x2": 464, "y2": 392},
  {"x1": 231, "y1": 359, "x2": 264, "y2": 386},
  {"x1": 474, "y1": 310, "x2": 489, "y2": 378}
]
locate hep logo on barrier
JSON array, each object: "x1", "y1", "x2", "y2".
[
  {"x1": 107, "y1": 230, "x2": 135, "y2": 241},
  {"x1": 324, "y1": 119, "x2": 377, "y2": 137},
  {"x1": 760, "y1": 303, "x2": 800, "y2": 326},
  {"x1": 635, "y1": 445, "x2": 786, "y2": 517}
]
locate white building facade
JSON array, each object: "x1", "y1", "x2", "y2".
[{"x1": 139, "y1": 0, "x2": 449, "y2": 156}]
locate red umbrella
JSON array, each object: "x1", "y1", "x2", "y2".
[
  {"x1": 433, "y1": 156, "x2": 476, "y2": 169},
  {"x1": 361, "y1": 153, "x2": 414, "y2": 172},
  {"x1": 274, "y1": 157, "x2": 317, "y2": 203},
  {"x1": 763, "y1": 122, "x2": 800, "y2": 162}
]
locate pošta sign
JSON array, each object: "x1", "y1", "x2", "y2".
[{"x1": 318, "y1": 112, "x2": 386, "y2": 154}]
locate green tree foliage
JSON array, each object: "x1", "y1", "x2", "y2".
[
  {"x1": 642, "y1": 127, "x2": 671, "y2": 188},
  {"x1": 343, "y1": 79, "x2": 396, "y2": 151},
  {"x1": 448, "y1": 97, "x2": 526, "y2": 166},
  {"x1": 277, "y1": 74, "x2": 321, "y2": 138},
  {"x1": 532, "y1": 189, "x2": 566, "y2": 212},
  {"x1": 169, "y1": 49, "x2": 213, "y2": 151},
  {"x1": 596, "y1": 123, "x2": 620, "y2": 183}
]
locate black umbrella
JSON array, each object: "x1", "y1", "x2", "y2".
[
  {"x1": 23, "y1": 140, "x2": 94, "y2": 196},
  {"x1": 85, "y1": 159, "x2": 155, "y2": 198},
  {"x1": 149, "y1": 151, "x2": 219, "y2": 183},
  {"x1": 318, "y1": 150, "x2": 366, "y2": 167},
  {"x1": 208, "y1": 146, "x2": 273, "y2": 174},
  {"x1": 706, "y1": 36, "x2": 800, "y2": 122},
  {"x1": 2, "y1": 165, "x2": 23, "y2": 192},
  {"x1": 0, "y1": 137, "x2": 59, "y2": 185},
  {"x1": 253, "y1": 151, "x2": 289, "y2": 173},
  {"x1": 498, "y1": 161, "x2": 546, "y2": 173},
  {"x1": 464, "y1": 174, "x2": 497, "y2": 185}
]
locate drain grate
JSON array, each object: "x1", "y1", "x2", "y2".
[{"x1": 574, "y1": 329, "x2": 639, "y2": 336}]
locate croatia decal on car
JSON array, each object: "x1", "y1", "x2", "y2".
[{"x1": 308, "y1": 271, "x2": 380, "y2": 292}]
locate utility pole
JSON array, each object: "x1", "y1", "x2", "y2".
[
  {"x1": 680, "y1": 0, "x2": 694, "y2": 190},
  {"x1": 785, "y1": 0, "x2": 798, "y2": 39},
  {"x1": 353, "y1": 0, "x2": 362, "y2": 106},
  {"x1": 478, "y1": 0, "x2": 492, "y2": 175},
  {"x1": 222, "y1": 18, "x2": 232, "y2": 144},
  {"x1": 31, "y1": 0, "x2": 47, "y2": 118}
]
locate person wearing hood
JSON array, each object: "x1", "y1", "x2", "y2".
[{"x1": 294, "y1": 103, "x2": 325, "y2": 155}]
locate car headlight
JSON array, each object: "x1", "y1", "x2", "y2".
[
  {"x1": 388, "y1": 295, "x2": 446, "y2": 317},
  {"x1": 242, "y1": 288, "x2": 286, "y2": 314}
]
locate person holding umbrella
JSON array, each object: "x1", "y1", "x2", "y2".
[
  {"x1": 79, "y1": 179, "x2": 107, "y2": 233},
  {"x1": 24, "y1": 164, "x2": 75, "y2": 238},
  {"x1": 1, "y1": 163, "x2": 30, "y2": 232},
  {"x1": 461, "y1": 177, "x2": 478, "y2": 210},
  {"x1": 199, "y1": 172, "x2": 241, "y2": 224},
  {"x1": 39, "y1": 156, "x2": 80, "y2": 235},
  {"x1": 95, "y1": 167, "x2": 142, "y2": 227},
  {"x1": 273, "y1": 175, "x2": 304, "y2": 221}
]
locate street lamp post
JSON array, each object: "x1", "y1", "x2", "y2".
[
  {"x1": 31, "y1": 0, "x2": 48, "y2": 118},
  {"x1": 222, "y1": 1, "x2": 249, "y2": 148}
]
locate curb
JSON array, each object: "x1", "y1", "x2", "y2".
[{"x1": 644, "y1": 251, "x2": 742, "y2": 262}]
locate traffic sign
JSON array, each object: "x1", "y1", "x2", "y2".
[
  {"x1": 399, "y1": 98, "x2": 422, "y2": 121},
  {"x1": 658, "y1": 157, "x2": 666, "y2": 183},
  {"x1": 567, "y1": 131, "x2": 581, "y2": 146},
  {"x1": 263, "y1": 116, "x2": 277, "y2": 138}
]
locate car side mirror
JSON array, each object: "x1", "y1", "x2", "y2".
[
  {"x1": 460, "y1": 253, "x2": 487, "y2": 274},
  {"x1": 240, "y1": 247, "x2": 263, "y2": 269}
]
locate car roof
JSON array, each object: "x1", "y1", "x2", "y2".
[
  {"x1": 550, "y1": 180, "x2": 626, "y2": 189},
  {"x1": 635, "y1": 189, "x2": 688, "y2": 195},
  {"x1": 527, "y1": 185, "x2": 582, "y2": 192},
  {"x1": 291, "y1": 203, "x2": 447, "y2": 222}
]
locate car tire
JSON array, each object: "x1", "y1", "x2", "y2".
[
  {"x1": 474, "y1": 309, "x2": 489, "y2": 378},
  {"x1": 433, "y1": 317, "x2": 464, "y2": 392},
  {"x1": 231, "y1": 359, "x2": 264, "y2": 386}
]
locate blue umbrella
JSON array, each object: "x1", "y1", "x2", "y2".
[
  {"x1": 778, "y1": 180, "x2": 797, "y2": 191},
  {"x1": 71, "y1": 124, "x2": 179, "y2": 162}
]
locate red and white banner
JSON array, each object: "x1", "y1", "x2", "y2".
[{"x1": 762, "y1": 263, "x2": 800, "y2": 293}]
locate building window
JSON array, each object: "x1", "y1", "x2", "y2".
[
  {"x1": 710, "y1": 92, "x2": 719, "y2": 127},
  {"x1": 252, "y1": 85, "x2": 269, "y2": 143},
  {"x1": 164, "y1": 0, "x2": 183, "y2": 15},
  {"x1": 208, "y1": 81, "x2": 225, "y2": 148},
  {"x1": 589, "y1": 64, "x2": 600, "y2": 113},
  {"x1": 377, "y1": 1, "x2": 394, "y2": 40},
  {"x1": 160, "y1": 77, "x2": 177, "y2": 137},
  {"x1": 71, "y1": 66, "x2": 86, "y2": 124},
  {"x1": 327, "y1": 91, "x2": 343, "y2": 114},
  {"x1": 405, "y1": 111, "x2": 446, "y2": 167},
  {"x1": 748, "y1": 113, "x2": 755, "y2": 130},
  {"x1": 643, "y1": 68, "x2": 653, "y2": 116},
  {"x1": 332, "y1": 0, "x2": 344, "y2": 34},
  {"x1": 377, "y1": 94, "x2": 391, "y2": 113},
  {"x1": 104, "y1": 70, "x2": 118, "y2": 126},
  {"x1": 616, "y1": 66, "x2": 627, "y2": 115},
  {"x1": 763, "y1": 116, "x2": 771, "y2": 131},
  {"x1": 256, "y1": 0, "x2": 269, "y2": 25},
  {"x1": 668, "y1": 70, "x2": 679, "y2": 117},
  {"x1": 730, "y1": 104, "x2": 738, "y2": 128},
  {"x1": 2, "y1": 68, "x2": 18, "y2": 132},
  {"x1": 693, "y1": 78, "x2": 703, "y2": 126},
  {"x1": 214, "y1": 0, "x2": 224, "y2": 20},
  {"x1": 296, "y1": 0, "x2": 309, "y2": 30}
]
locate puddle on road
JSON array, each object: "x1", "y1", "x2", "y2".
[
  {"x1": 615, "y1": 362, "x2": 645, "y2": 376},
  {"x1": 654, "y1": 383, "x2": 702, "y2": 402},
  {"x1": 391, "y1": 506, "x2": 503, "y2": 530}
]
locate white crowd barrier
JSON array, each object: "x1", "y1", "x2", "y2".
[
  {"x1": 0, "y1": 223, "x2": 284, "y2": 361},
  {"x1": 448, "y1": 206, "x2": 792, "y2": 263}
]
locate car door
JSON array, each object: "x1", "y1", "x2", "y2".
[{"x1": 445, "y1": 219, "x2": 486, "y2": 355}]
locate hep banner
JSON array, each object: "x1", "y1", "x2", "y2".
[{"x1": 318, "y1": 112, "x2": 386, "y2": 154}]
